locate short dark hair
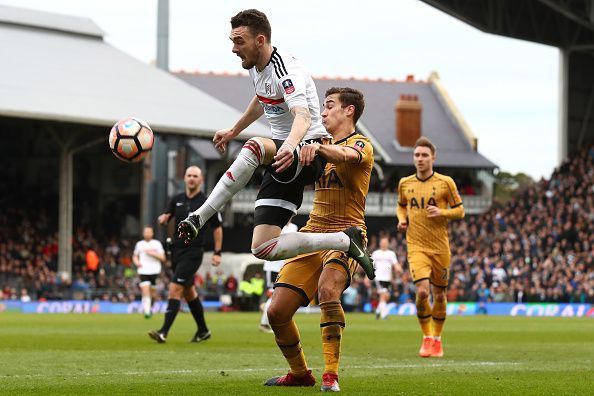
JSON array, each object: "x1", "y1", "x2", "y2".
[
  {"x1": 414, "y1": 137, "x2": 436, "y2": 155},
  {"x1": 230, "y1": 9, "x2": 271, "y2": 42},
  {"x1": 325, "y1": 87, "x2": 365, "y2": 124}
]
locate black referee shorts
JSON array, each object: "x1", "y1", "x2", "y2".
[{"x1": 171, "y1": 248, "x2": 204, "y2": 287}]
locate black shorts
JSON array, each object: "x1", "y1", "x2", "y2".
[
  {"x1": 265, "y1": 270, "x2": 279, "y2": 288},
  {"x1": 254, "y1": 138, "x2": 326, "y2": 228},
  {"x1": 171, "y1": 248, "x2": 204, "y2": 287},
  {"x1": 139, "y1": 274, "x2": 158, "y2": 286},
  {"x1": 377, "y1": 281, "x2": 393, "y2": 294}
]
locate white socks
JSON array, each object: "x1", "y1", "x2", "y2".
[
  {"x1": 376, "y1": 301, "x2": 396, "y2": 319},
  {"x1": 193, "y1": 138, "x2": 265, "y2": 227},
  {"x1": 260, "y1": 297, "x2": 272, "y2": 326},
  {"x1": 142, "y1": 295, "x2": 151, "y2": 316},
  {"x1": 252, "y1": 231, "x2": 350, "y2": 260}
]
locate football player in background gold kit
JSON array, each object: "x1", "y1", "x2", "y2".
[{"x1": 397, "y1": 137, "x2": 464, "y2": 357}]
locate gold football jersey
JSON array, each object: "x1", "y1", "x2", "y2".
[
  {"x1": 302, "y1": 133, "x2": 373, "y2": 233},
  {"x1": 397, "y1": 172, "x2": 463, "y2": 253}
]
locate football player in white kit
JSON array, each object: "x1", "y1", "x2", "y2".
[
  {"x1": 259, "y1": 218, "x2": 298, "y2": 333},
  {"x1": 133, "y1": 226, "x2": 165, "y2": 318},
  {"x1": 177, "y1": 9, "x2": 374, "y2": 281},
  {"x1": 371, "y1": 236, "x2": 401, "y2": 320}
]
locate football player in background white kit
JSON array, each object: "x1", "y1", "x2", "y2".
[
  {"x1": 133, "y1": 226, "x2": 165, "y2": 318},
  {"x1": 259, "y1": 218, "x2": 298, "y2": 333},
  {"x1": 177, "y1": 9, "x2": 374, "y2": 281},
  {"x1": 371, "y1": 236, "x2": 401, "y2": 319}
]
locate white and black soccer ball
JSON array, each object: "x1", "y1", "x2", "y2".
[{"x1": 108, "y1": 117, "x2": 154, "y2": 163}]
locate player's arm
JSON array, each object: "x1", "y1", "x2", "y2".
[
  {"x1": 396, "y1": 179, "x2": 408, "y2": 231},
  {"x1": 439, "y1": 203, "x2": 465, "y2": 220},
  {"x1": 273, "y1": 72, "x2": 311, "y2": 172},
  {"x1": 157, "y1": 212, "x2": 171, "y2": 225},
  {"x1": 158, "y1": 197, "x2": 176, "y2": 225},
  {"x1": 213, "y1": 96, "x2": 264, "y2": 153},
  {"x1": 132, "y1": 243, "x2": 141, "y2": 267},
  {"x1": 427, "y1": 178, "x2": 465, "y2": 219},
  {"x1": 273, "y1": 106, "x2": 311, "y2": 172},
  {"x1": 300, "y1": 138, "x2": 371, "y2": 166}
]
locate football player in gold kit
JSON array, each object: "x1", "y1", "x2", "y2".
[
  {"x1": 264, "y1": 87, "x2": 373, "y2": 392},
  {"x1": 397, "y1": 137, "x2": 464, "y2": 358}
]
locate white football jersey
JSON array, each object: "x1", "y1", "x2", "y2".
[
  {"x1": 249, "y1": 47, "x2": 328, "y2": 141},
  {"x1": 371, "y1": 249, "x2": 398, "y2": 282},
  {"x1": 263, "y1": 222, "x2": 299, "y2": 273},
  {"x1": 134, "y1": 239, "x2": 164, "y2": 275}
]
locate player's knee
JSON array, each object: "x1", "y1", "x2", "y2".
[
  {"x1": 317, "y1": 281, "x2": 343, "y2": 303},
  {"x1": 416, "y1": 288, "x2": 430, "y2": 301},
  {"x1": 318, "y1": 285, "x2": 340, "y2": 302},
  {"x1": 240, "y1": 138, "x2": 266, "y2": 167},
  {"x1": 434, "y1": 290, "x2": 446, "y2": 303},
  {"x1": 251, "y1": 238, "x2": 279, "y2": 260},
  {"x1": 266, "y1": 303, "x2": 290, "y2": 324},
  {"x1": 168, "y1": 283, "x2": 184, "y2": 299}
]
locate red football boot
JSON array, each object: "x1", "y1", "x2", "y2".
[{"x1": 264, "y1": 369, "x2": 316, "y2": 387}]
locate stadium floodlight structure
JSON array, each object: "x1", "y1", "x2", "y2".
[
  {"x1": 421, "y1": 0, "x2": 594, "y2": 161},
  {"x1": 0, "y1": 5, "x2": 268, "y2": 280}
]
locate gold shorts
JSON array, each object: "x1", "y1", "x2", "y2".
[
  {"x1": 408, "y1": 251, "x2": 451, "y2": 288},
  {"x1": 275, "y1": 250, "x2": 358, "y2": 306}
]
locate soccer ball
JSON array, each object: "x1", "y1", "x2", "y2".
[{"x1": 108, "y1": 117, "x2": 154, "y2": 163}]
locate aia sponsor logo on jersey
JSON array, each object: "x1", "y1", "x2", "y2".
[{"x1": 282, "y1": 79, "x2": 295, "y2": 94}]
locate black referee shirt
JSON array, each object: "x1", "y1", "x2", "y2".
[{"x1": 166, "y1": 192, "x2": 222, "y2": 250}]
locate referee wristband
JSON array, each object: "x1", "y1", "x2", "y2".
[{"x1": 213, "y1": 250, "x2": 222, "y2": 256}]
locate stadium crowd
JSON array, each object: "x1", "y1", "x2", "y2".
[{"x1": 1, "y1": 146, "x2": 593, "y2": 308}]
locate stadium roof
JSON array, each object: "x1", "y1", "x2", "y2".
[
  {"x1": 176, "y1": 71, "x2": 497, "y2": 169},
  {"x1": 0, "y1": 5, "x2": 268, "y2": 138}
]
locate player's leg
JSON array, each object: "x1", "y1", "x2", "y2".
[
  {"x1": 375, "y1": 283, "x2": 388, "y2": 319},
  {"x1": 259, "y1": 270, "x2": 276, "y2": 333},
  {"x1": 379, "y1": 290, "x2": 391, "y2": 319},
  {"x1": 264, "y1": 253, "x2": 322, "y2": 387},
  {"x1": 410, "y1": 252, "x2": 434, "y2": 357},
  {"x1": 317, "y1": 252, "x2": 352, "y2": 392},
  {"x1": 139, "y1": 279, "x2": 152, "y2": 318},
  {"x1": 429, "y1": 253, "x2": 451, "y2": 357},
  {"x1": 250, "y1": 162, "x2": 374, "y2": 279},
  {"x1": 251, "y1": 227, "x2": 372, "y2": 277},
  {"x1": 183, "y1": 138, "x2": 276, "y2": 231},
  {"x1": 430, "y1": 284, "x2": 446, "y2": 357},
  {"x1": 148, "y1": 253, "x2": 195, "y2": 343},
  {"x1": 264, "y1": 288, "x2": 315, "y2": 386},
  {"x1": 185, "y1": 286, "x2": 211, "y2": 343},
  {"x1": 148, "y1": 281, "x2": 183, "y2": 343}
]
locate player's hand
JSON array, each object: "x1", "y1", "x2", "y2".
[
  {"x1": 397, "y1": 220, "x2": 408, "y2": 232},
  {"x1": 426, "y1": 205, "x2": 442, "y2": 218},
  {"x1": 272, "y1": 142, "x2": 296, "y2": 173},
  {"x1": 213, "y1": 128, "x2": 236, "y2": 153},
  {"x1": 157, "y1": 213, "x2": 170, "y2": 225},
  {"x1": 177, "y1": 215, "x2": 200, "y2": 245},
  {"x1": 299, "y1": 143, "x2": 319, "y2": 166},
  {"x1": 211, "y1": 253, "x2": 222, "y2": 267}
]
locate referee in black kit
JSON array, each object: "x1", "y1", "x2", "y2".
[{"x1": 149, "y1": 165, "x2": 223, "y2": 343}]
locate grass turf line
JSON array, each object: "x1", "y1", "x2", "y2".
[{"x1": 0, "y1": 312, "x2": 592, "y2": 395}]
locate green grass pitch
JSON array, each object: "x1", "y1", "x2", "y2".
[{"x1": 0, "y1": 312, "x2": 592, "y2": 395}]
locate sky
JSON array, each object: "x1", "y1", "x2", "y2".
[{"x1": 1, "y1": 0, "x2": 560, "y2": 179}]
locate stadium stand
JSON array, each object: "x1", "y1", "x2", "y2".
[{"x1": 1, "y1": 146, "x2": 592, "y2": 307}]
